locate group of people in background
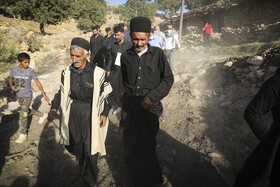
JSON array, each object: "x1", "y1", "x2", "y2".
[
  {"x1": 87, "y1": 21, "x2": 181, "y2": 120},
  {"x1": 89, "y1": 22, "x2": 181, "y2": 74},
  {"x1": 148, "y1": 24, "x2": 180, "y2": 71}
]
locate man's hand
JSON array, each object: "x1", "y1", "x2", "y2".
[
  {"x1": 43, "y1": 94, "x2": 50, "y2": 102},
  {"x1": 47, "y1": 109, "x2": 57, "y2": 122},
  {"x1": 99, "y1": 115, "x2": 107, "y2": 128},
  {"x1": 141, "y1": 96, "x2": 152, "y2": 109},
  {"x1": 106, "y1": 71, "x2": 111, "y2": 77},
  {"x1": 11, "y1": 86, "x2": 19, "y2": 92}
]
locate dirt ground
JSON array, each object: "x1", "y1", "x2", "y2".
[{"x1": 0, "y1": 45, "x2": 263, "y2": 187}]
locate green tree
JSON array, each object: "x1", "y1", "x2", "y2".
[
  {"x1": 72, "y1": 0, "x2": 107, "y2": 31},
  {"x1": 0, "y1": 35, "x2": 18, "y2": 64},
  {"x1": 185, "y1": 0, "x2": 219, "y2": 10},
  {"x1": 1, "y1": 0, "x2": 74, "y2": 34},
  {"x1": 155, "y1": 0, "x2": 219, "y2": 14},
  {"x1": 114, "y1": 0, "x2": 157, "y2": 23},
  {"x1": 155, "y1": 0, "x2": 181, "y2": 15}
]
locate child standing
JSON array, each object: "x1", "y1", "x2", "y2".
[{"x1": 9, "y1": 52, "x2": 50, "y2": 143}]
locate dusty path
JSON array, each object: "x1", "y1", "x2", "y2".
[
  {"x1": 159, "y1": 48, "x2": 259, "y2": 186},
  {"x1": 0, "y1": 47, "x2": 260, "y2": 187}
]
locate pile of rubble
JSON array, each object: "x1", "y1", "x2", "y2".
[{"x1": 222, "y1": 47, "x2": 280, "y2": 89}]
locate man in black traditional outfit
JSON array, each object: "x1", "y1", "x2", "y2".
[
  {"x1": 244, "y1": 69, "x2": 280, "y2": 140},
  {"x1": 235, "y1": 69, "x2": 280, "y2": 187},
  {"x1": 120, "y1": 17, "x2": 174, "y2": 186},
  {"x1": 106, "y1": 25, "x2": 132, "y2": 113},
  {"x1": 47, "y1": 37, "x2": 112, "y2": 187}
]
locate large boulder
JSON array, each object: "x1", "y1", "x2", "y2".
[
  {"x1": 222, "y1": 61, "x2": 233, "y2": 71},
  {"x1": 246, "y1": 55, "x2": 263, "y2": 66}
]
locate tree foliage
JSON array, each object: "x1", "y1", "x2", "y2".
[
  {"x1": 72, "y1": 0, "x2": 107, "y2": 31},
  {"x1": 1, "y1": 0, "x2": 73, "y2": 34},
  {"x1": 155, "y1": 0, "x2": 181, "y2": 15},
  {"x1": 155, "y1": 0, "x2": 220, "y2": 13},
  {"x1": 114, "y1": 0, "x2": 157, "y2": 23},
  {"x1": 0, "y1": 0, "x2": 107, "y2": 33},
  {"x1": 185, "y1": 0, "x2": 219, "y2": 10},
  {"x1": 0, "y1": 35, "x2": 18, "y2": 64}
]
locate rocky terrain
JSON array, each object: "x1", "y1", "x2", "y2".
[{"x1": 0, "y1": 9, "x2": 279, "y2": 187}]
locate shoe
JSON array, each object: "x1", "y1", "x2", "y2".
[
  {"x1": 15, "y1": 134, "x2": 27, "y2": 144},
  {"x1": 113, "y1": 107, "x2": 121, "y2": 115},
  {"x1": 39, "y1": 113, "x2": 48, "y2": 124}
]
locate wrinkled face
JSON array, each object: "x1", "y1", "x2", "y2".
[
  {"x1": 19, "y1": 59, "x2": 30, "y2": 69},
  {"x1": 114, "y1": 31, "x2": 124, "y2": 43},
  {"x1": 70, "y1": 49, "x2": 88, "y2": 69},
  {"x1": 92, "y1": 29, "x2": 98, "y2": 35},
  {"x1": 131, "y1": 32, "x2": 150, "y2": 51}
]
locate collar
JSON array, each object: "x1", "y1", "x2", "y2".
[
  {"x1": 127, "y1": 44, "x2": 154, "y2": 55},
  {"x1": 134, "y1": 47, "x2": 148, "y2": 57},
  {"x1": 114, "y1": 38, "x2": 128, "y2": 45},
  {"x1": 69, "y1": 60, "x2": 92, "y2": 74}
]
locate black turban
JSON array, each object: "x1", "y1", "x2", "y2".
[
  {"x1": 130, "y1": 17, "x2": 151, "y2": 33},
  {"x1": 71, "y1": 37, "x2": 90, "y2": 51}
]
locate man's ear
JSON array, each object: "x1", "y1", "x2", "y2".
[{"x1": 86, "y1": 51, "x2": 90, "y2": 59}]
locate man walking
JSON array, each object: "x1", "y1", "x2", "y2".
[
  {"x1": 90, "y1": 26, "x2": 104, "y2": 64},
  {"x1": 106, "y1": 25, "x2": 132, "y2": 113},
  {"x1": 47, "y1": 37, "x2": 112, "y2": 187},
  {"x1": 154, "y1": 25, "x2": 165, "y2": 39},
  {"x1": 235, "y1": 69, "x2": 280, "y2": 186},
  {"x1": 149, "y1": 28, "x2": 165, "y2": 50},
  {"x1": 120, "y1": 17, "x2": 174, "y2": 186},
  {"x1": 202, "y1": 21, "x2": 212, "y2": 48},
  {"x1": 164, "y1": 24, "x2": 180, "y2": 72}
]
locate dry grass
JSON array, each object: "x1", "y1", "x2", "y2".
[{"x1": 210, "y1": 39, "x2": 280, "y2": 55}]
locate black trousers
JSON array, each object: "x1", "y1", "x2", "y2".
[
  {"x1": 203, "y1": 34, "x2": 211, "y2": 48},
  {"x1": 234, "y1": 121, "x2": 280, "y2": 187},
  {"x1": 65, "y1": 100, "x2": 98, "y2": 187},
  {"x1": 121, "y1": 96, "x2": 163, "y2": 186}
]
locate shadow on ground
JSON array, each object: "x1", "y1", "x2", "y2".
[{"x1": 104, "y1": 115, "x2": 228, "y2": 187}]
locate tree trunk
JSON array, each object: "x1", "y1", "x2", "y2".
[{"x1": 40, "y1": 22, "x2": 45, "y2": 35}]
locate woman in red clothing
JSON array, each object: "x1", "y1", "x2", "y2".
[{"x1": 202, "y1": 22, "x2": 212, "y2": 48}]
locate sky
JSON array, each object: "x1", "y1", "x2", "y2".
[{"x1": 105, "y1": 0, "x2": 127, "y2": 4}]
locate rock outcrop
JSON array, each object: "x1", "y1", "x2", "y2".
[{"x1": 222, "y1": 47, "x2": 280, "y2": 91}]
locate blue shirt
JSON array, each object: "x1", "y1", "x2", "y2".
[{"x1": 148, "y1": 36, "x2": 165, "y2": 48}]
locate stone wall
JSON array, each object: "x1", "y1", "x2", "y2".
[
  {"x1": 220, "y1": 0, "x2": 280, "y2": 44},
  {"x1": 170, "y1": 0, "x2": 280, "y2": 46},
  {"x1": 222, "y1": 47, "x2": 280, "y2": 92}
]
